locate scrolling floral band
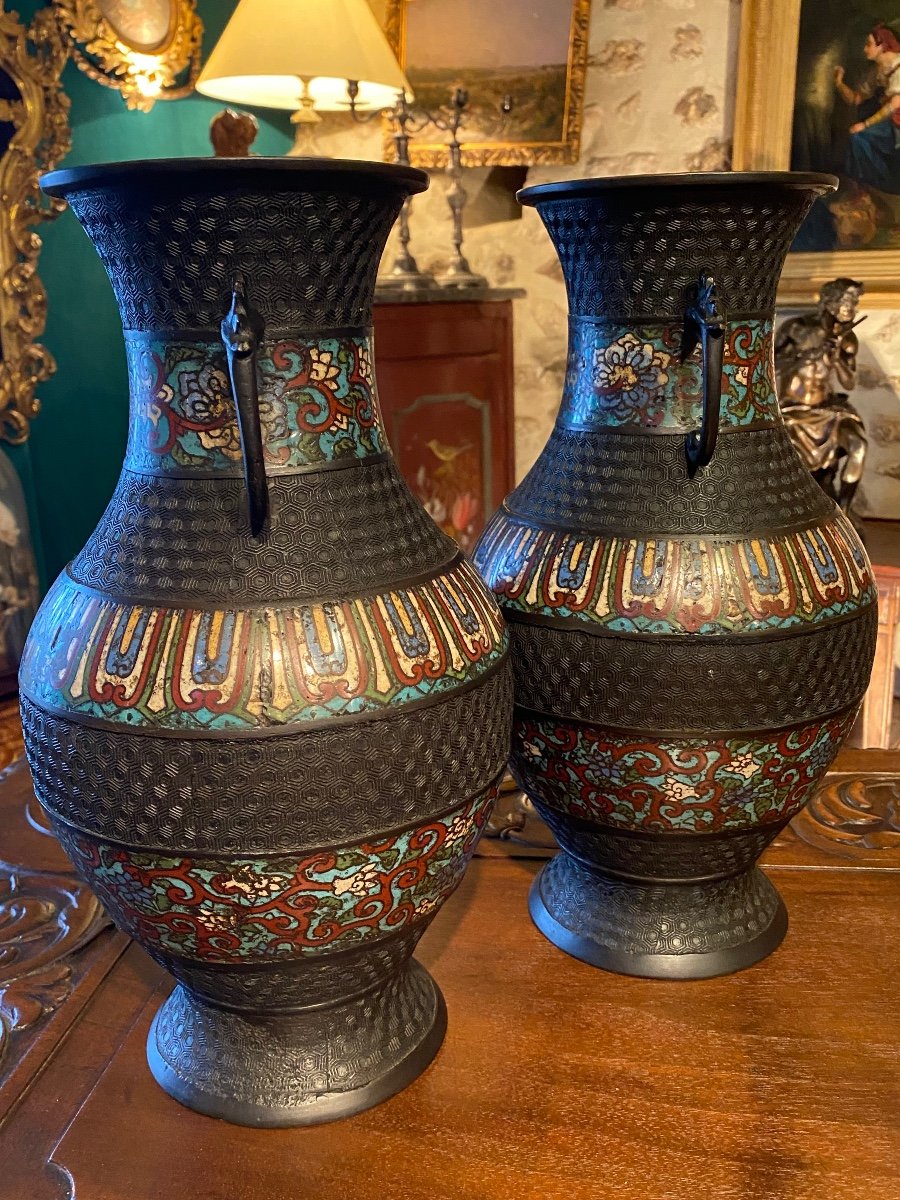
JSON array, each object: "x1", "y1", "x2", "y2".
[
  {"x1": 512, "y1": 709, "x2": 858, "y2": 834},
  {"x1": 51, "y1": 780, "x2": 500, "y2": 962},
  {"x1": 125, "y1": 333, "x2": 384, "y2": 472},
  {"x1": 562, "y1": 318, "x2": 777, "y2": 431}
]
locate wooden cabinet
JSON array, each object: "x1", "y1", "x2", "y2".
[{"x1": 373, "y1": 292, "x2": 519, "y2": 553}]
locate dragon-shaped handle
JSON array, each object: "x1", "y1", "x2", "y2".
[
  {"x1": 683, "y1": 272, "x2": 726, "y2": 477},
  {"x1": 220, "y1": 279, "x2": 267, "y2": 537}
]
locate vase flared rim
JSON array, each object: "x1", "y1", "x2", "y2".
[
  {"x1": 518, "y1": 170, "x2": 838, "y2": 206},
  {"x1": 40, "y1": 156, "x2": 429, "y2": 199}
]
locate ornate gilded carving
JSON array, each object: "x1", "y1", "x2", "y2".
[
  {"x1": 51, "y1": 0, "x2": 202, "y2": 112},
  {"x1": 0, "y1": 7, "x2": 70, "y2": 445},
  {"x1": 383, "y1": 0, "x2": 591, "y2": 168}
]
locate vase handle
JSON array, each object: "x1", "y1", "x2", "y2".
[
  {"x1": 220, "y1": 278, "x2": 268, "y2": 537},
  {"x1": 683, "y1": 272, "x2": 726, "y2": 477}
]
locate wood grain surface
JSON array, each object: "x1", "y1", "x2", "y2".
[
  {"x1": 2, "y1": 742, "x2": 899, "y2": 1199},
  {"x1": 1, "y1": 852, "x2": 896, "y2": 1200}
]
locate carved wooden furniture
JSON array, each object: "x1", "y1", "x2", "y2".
[
  {"x1": 373, "y1": 290, "x2": 518, "y2": 554},
  {"x1": 2, "y1": 731, "x2": 900, "y2": 1197},
  {"x1": 859, "y1": 564, "x2": 900, "y2": 749}
]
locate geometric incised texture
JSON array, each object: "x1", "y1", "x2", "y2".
[
  {"x1": 24, "y1": 161, "x2": 510, "y2": 1117},
  {"x1": 531, "y1": 182, "x2": 821, "y2": 319},
  {"x1": 22, "y1": 560, "x2": 507, "y2": 730},
  {"x1": 20, "y1": 665, "x2": 513, "y2": 853},
  {"x1": 475, "y1": 179, "x2": 867, "y2": 976},
  {"x1": 69, "y1": 460, "x2": 455, "y2": 605},
  {"x1": 476, "y1": 509, "x2": 874, "y2": 636},
  {"x1": 125, "y1": 332, "x2": 385, "y2": 473},
  {"x1": 534, "y1": 806, "x2": 782, "y2": 881},
  {"x1": 562, "y1": 318, "x2": 778, "y2": 431},
  {"x1": 164, "y1": 926, "x2": 424, "y2": 1012},
  {"x1": 63, "y1": 174, "x2": 413, "y2": 330},
  {"x1": 150, "y1": 963, "x2": 439, "y2": 1112},
  {"x1": 51, "y1": 780, "x2": 498, "y2": 963},
  {"x1": 509, "y1": 606, "x2": 876, "y2": 731},
  {"x1": 512, "y1": 709, "x2": 857, "y2": 834},
  {"x1": 535, "y1": 853, "x2": 783, "y2": 956},
  {"x1": 507, "y1": 425, "x2": 834, "y2": 537}
]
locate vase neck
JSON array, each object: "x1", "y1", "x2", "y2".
[
  {"x1": 556, "y1": 313, "x2": 781, "y2": 435},
  {"x1": 124, "y1": 325, "x2": 387, "y2": 477}
]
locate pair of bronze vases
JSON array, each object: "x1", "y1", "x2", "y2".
[{"x1": 20, "y1": 160, "x2": 876, "y2": 1126}]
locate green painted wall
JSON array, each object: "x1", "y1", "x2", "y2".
[{"x1": 20, "y1": 0, "x2": 291, "y2": 585}]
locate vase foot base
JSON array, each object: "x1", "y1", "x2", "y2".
[
  {"x1": 147, "y1": 959, "x2": 446, "y2": 1127},
  {"x1": 529, "y1": 853, "x2": 788, "y2": 980}
]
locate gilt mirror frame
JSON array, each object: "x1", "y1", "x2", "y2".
[
  {"x1": 382, "y1": 0, "x2": 592, "y2": 168},
  {"x1": 0, "y1": 5, "x2": 70, "y2": 445},
  {"x1": 51, "y1": 0, "x2": 202, "y2": 112},
  {"x1": 734, "y1": 0, "x2": 900, "y2": 307}
]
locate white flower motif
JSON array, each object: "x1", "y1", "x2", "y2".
[
  {"x1": 660, "y1": 778, "x2": 695, "y2": 803},
  {"x1": 414, "y1": 895, "x2": 439, "y2": 915},
  {"x1": 356, "y1": 344, "x2": 374, "y2": 384},
  {"x1": 444, "y1": 813, "x2": 471, "y2": 842},
  {"x1": 729, "y1": 753, "x2": 758, "y2": 780},
  {"x1": 197, "y1": 424, "x2": 242, "y2": 459},
  {"x1": 523, "y1": 741, "x2": 543, "y2": 758},
  {"x1": 333, "y1": 862, "x2": 380, "y2": 897},
  {"x1": 309, "y1": 347, "x2": 340, "y2": 386},
  {"x1": 198, "y1": 903, "x2": 234, "y2": 931},
  {"x1": 594, "y1": 333, "x2": 669, "y2": 405}
]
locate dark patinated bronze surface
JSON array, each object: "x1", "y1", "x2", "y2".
[
  {"x1": 20, "y1": 159, "x2": 513, "y2": 1123},
  {"x1": 475, "y1": 172, "x2": 876, "y2": 979}
]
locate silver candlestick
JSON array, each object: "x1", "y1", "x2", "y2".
[{"x1": 435, "y1": 87, "x2": 486, "y2": 290}]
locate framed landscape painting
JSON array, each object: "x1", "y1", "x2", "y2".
[
  {"x1": 382, "y1": 0, "x2": 591, "y2": 167},
  {"x1": 734, "y1": 0, "x2": 900, "y2": 304}
]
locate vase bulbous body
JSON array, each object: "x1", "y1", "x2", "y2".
[
  {"x1": 20, "y1": 159, "x2": 512, "y2": 1123},
  {"x1": 475, "y1": 172, "x2": 876, "y2": 979}
]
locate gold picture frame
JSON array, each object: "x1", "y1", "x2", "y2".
[
  {"x1": 0, "y1": 5, "x2": 71, "y2": 445},
  {"x1": 383, "y1": 0, "x2": 591, "y2": 168},
  {"x1": 52, "y1": 0, "x2": 202, "y2": 112},
  {"x1": 734, "y1": 0, "x2": 900, "y2": 307}
]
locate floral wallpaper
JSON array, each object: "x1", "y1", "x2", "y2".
[{"x1": 328, "y1": 0, "x2": 900, "y2": 519}]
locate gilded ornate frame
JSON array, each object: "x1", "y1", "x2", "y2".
[
  {"x1": 51, "y1": 0, "x2": 202, "y2": 112},
  {"x1": 0, "y1": 6, "x2": 70, "y2": 445},
  {"x1": 734, "y1": 0, "x2": 900, "y2": 307},
  {"x1": 383, "y1": 0, "x2": 591, "y2": 168}
]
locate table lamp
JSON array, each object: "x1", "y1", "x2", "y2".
[{"x1": 195, "y1": 0, "x2": 412, "y2": 155}]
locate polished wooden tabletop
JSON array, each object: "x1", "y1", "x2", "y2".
[{"x1": 2, "y1": 742, "x2": 900, "y2": 1200}]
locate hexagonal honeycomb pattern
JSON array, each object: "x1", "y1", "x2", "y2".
[
  {"x1": 151, "y1": 960, "x2": 439, "y2": 1111},
  {"x1": 20, "y1": 663, "x2": 513, "y2": 853},
  {"x1": 67, "y1": 177, "x2": 406, "y2": 330},
  {"x1": 537, "y1": 852, "x2": 783, "y2": 957},
  {"x1": 535, "y1": 182, "x2": 818, "y2": 318},
  {"x1": 508, "y1": 606, "x2": 877, "y2": 730},
  {"x1": 507, "y1": 425, "x2": 834, "y2": 537},
  {"x1": 69, "y1": 460, "x2": 454, "y2": 604}
]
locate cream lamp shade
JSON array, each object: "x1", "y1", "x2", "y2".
[{"x1": 196, "y1": 0, "x2": 412, "y2": 113}]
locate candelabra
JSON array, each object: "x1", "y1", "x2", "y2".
[{"x1": 350, "y1": 82, "x2": 512, "y2": 292}]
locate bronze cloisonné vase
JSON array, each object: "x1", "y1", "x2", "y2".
[
  {"x1": 20, "y1": 159, "x2": 512, "y2": 1124},
  {"x1": 475, "y1": 173, "x2": 876, "y2": 979}
]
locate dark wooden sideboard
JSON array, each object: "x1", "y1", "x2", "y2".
[
  {"x1": 2, "y1": 694, "x2": 900, "y2": 1200},
  {"x1": 373, "y1": 289, "x2": 520, "y2": 553}
]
